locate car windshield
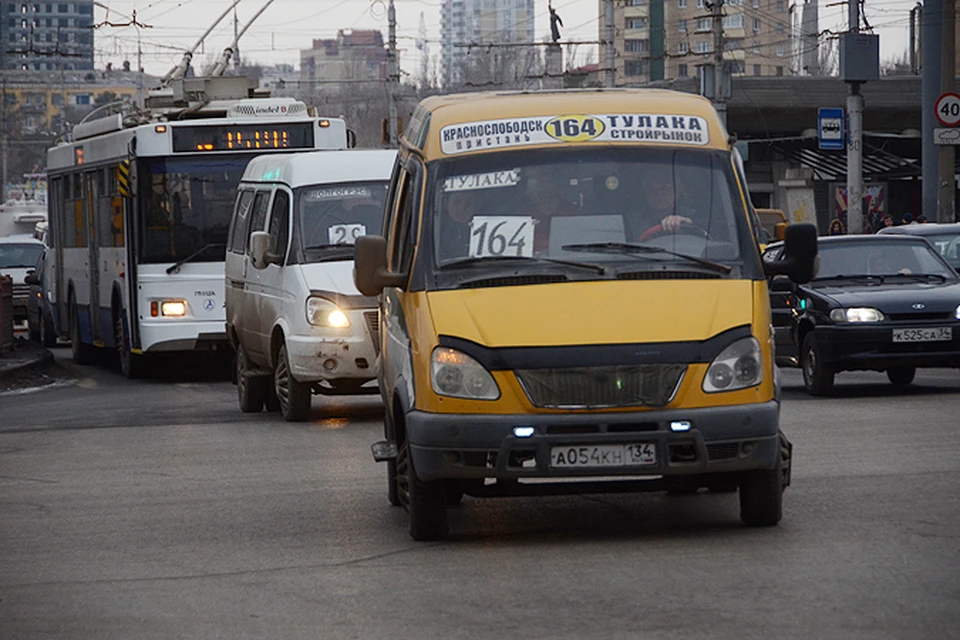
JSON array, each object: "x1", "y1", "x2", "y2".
[
  {"x1": 428, "y1": 147, "x2": 755, "y2": 282},
  {"x1": 295, "y1": 181, "x2": 388, "y2": 261},
  {"x1": 0, "y1": 243, "x2": 43, "y2": 269},
  {"x1": 139, "y1": 155, "x2": 250, "y2": 264},
  {"x1": 815, "y1": 240, "x2": 957, "y2": 280},
  {"x1": 922, "y1": 233, "x2": 960, "y2": 271}
]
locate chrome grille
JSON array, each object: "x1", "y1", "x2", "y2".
[
  {"x1": 363, "y1": 311, "x2": 380, "y2": 355},
  {"x1": 516, "y1": 365, "x2": 686, "y2": 409},
  {"x1": 12, "y1": 283, "x2": 30, "y2": 300}
]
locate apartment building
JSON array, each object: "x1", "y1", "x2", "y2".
[
  {"x1": 441, "y1": 0, "x2": 536, "y2": 88},
  {"x1": 604, "y1": 0, "x2": 799, "y2": 85},
  {"x1": 1, "y1": 1, "x2": 94, "y2": 71},
  {"x1": 300, "y1": 30, "x2": 389, "y2": 96}
]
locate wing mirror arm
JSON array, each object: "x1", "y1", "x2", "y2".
[
  {"x1": 763, "y1": 223, "x2": 819, "y2": 284},
  {"x1": 354, "y1": 235, "x2": 407, "y2": 296}
]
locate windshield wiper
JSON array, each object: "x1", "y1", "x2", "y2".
[
  {"x1": 442, "y1": 255, "x2": 606, "y2": 275},
  {"x1": 883, "y1": 273, "x2": 950, "y2": 282},
  {"x1": 813, "y1": 274, "x2": 885, "y2": 284},
  {"x1": 166, "y1": 243, "x2": 224, "y2": 274},
  {"x1": 561, "y1": 242, "x2": 732, "y2": 274}
]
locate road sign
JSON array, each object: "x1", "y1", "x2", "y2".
[
  {"x1": 935, "y1": 93, "x2": 960, "y2": 127},
  {"x1": 934, "y1": 128, "x2": 960, "y2": 145},
  {"x1": 818, "y1": 107, "x2": 844, "y2": 150}
]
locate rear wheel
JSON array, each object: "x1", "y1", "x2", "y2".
[
  {"x1": 887, "y1": 366, "x2": 916, "y2": 387},
  {"x1": 801, "y1": 332, "x2": 834, "y2": 396},
  {"x1": 274, "y1": 344, "x2": 311, "y2": 422},
  {"x1": 397, "y1": 440, "x2": 448, "y2": 541},
  {"x1": 236, "y1": 344, "x2": 266, "y2": 413},
  {"x1": 69, "y1": 294, "x2": 95, "y2": 365}
]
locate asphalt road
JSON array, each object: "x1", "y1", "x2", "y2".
[{"x1": 2, "y1": 350, "x2": 959, "y2": 639}]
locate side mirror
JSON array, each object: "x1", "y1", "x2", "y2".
[
  {"x1": 249, "y1": 231, "x2": 271, "y2": 270},
  {"x1": 353, "y1": 235, "x2": 407, "y2": 296},
  {"x1": 24, "y1": 271, "x2": 39, "y2": 286},
  {"x1": 769, "y1": 275, "x2": 794, "y2": 293},
  {"x1": 763, "y1": 223, "x2": 818, "y2": 284}
]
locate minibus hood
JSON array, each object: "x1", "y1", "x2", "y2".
[
  {"x1": 427, "y1": 280, "x2": 754, "y2": 347},
  {"x1": 298, "y1": 261, "x2": 361, "y2": 295}
]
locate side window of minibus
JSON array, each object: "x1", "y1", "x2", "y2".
[
  {"x1": 245, "y1": 190, "x2": 271, "y2": 254},
  {"x1": 387, "y1": 159, "x2": 422, "y2": 275},
  {"x1": 267, "y1": 189, "x2": 290, "y2": 264},
  {"x1": 228, "y1": 189, "x2": 254, "y2": 254},
  {"x1": 387, "y1": 169, "x2": 410, "y2": 272}
]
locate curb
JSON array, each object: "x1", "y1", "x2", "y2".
[{"x1": 0, "y1": 342, "x2": 55, "y2": 382}]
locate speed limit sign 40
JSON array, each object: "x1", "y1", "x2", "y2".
[{"x1": 936, "y1": 93, "x2": 960, "y2": 127}]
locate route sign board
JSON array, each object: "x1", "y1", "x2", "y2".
[
  {"x1": 935, "y1": 93, "x2": 960, "y2": 127},
  {"x1": 818, "y1": 107, "x2": 844, "y2": 150}
]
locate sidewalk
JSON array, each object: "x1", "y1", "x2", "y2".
[{"x1": 0, "y1": 338, "x2": 54, "y2": 383}]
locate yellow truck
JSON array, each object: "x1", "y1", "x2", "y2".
[{"x1": 355, "y1": 89, "x2": 817, "y2": 540}]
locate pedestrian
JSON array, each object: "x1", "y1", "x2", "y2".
[
  {"x1": 916, "y1": 214, "x2": 928, "y2": 224},
  {"x1": 901, "y1": 213, "x2": 915, "y2": 225},
  {"x1": 828, "y1": 218, "x2": 845, "y2": 236},
  {"x1": 878, "y1": 215, "x2": 894, "y2": 231}
]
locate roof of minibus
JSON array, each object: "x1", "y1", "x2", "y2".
[
  {"x1": 240, "y1": 149, "x2": 396, "y2": 188},
  {"x1": 408, "y1": 88, "x2": 730, "y2": 157}
]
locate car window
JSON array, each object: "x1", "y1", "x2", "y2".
[
  {"x1": 245, "y1": 191, "x2": 271, "y2": 252},
  {"x1": 268, "y1": 190, "x2": 291, "y2": 263}
]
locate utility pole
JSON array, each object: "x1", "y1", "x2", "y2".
[
  {"x1": 387, "y1": 0, "x2": 399, "y2": 147},
  {"x1": 234, "y1": 8, "x2": 241, "y2": 72},
  {"x1": 711, "y1": 0, "x2": 727, "y2": 126},
  {"x1": 922, "y1": 0, "x2": 943, "y2": 221},
  {"x1": 937, "y1": 0, "x2": 955, "y2": 222},
  {"x1": 845, "y1": 0, "x2": 863, "y2": 235},
  {"x1": 2, "y1": 77, "x2": 7, "y2": 204},
  {"x1": 604, "y1": 0, "x2": 615, "y2": 87}
]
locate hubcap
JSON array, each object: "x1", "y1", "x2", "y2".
[{"x1": 276, "y1": 350, "x2": 290, "y2": 411}]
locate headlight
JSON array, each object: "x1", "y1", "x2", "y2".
[
  {"x1": 306, "y1": 297, "x2": 350, "y2": 327},
  {"x1": 955, "y1": 304, "x2": 960, "y2": 320},
  {"x1": 829, "y1": 307, "x2": 884, "y2": 323},
  {"x1": 431, "y1": 347, "x2": 500, "y2": 400},
  {"x1": 160, "y1": 300, "x2": 186, "y2": 317},
  {"x1": 703, "y1": 337, "x2": 763, "y2": 393}
]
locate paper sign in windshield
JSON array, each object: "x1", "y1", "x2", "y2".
[
  {"x1": 443, "y1": 169, "x2": 522, "y2": 192},
  {"x1": 306, "y1": 186, "x2": 371, "y2": 200},
  {"x1": 328, "y1": 223, "x2": 366, "y2": 245},
  {"x1": 440, "y1": 113, "x2": 710, "y2": 154},
  {"x1": 468, "y1": 216, "x2": 535, "y2": 258}
]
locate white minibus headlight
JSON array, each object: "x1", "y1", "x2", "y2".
[
  {"x1": 703, "y1": 337, "x2": 763, "y2": 393},
  {"x1": 431, "y1": 347, "x2": 500, "y2": 400},
  {"x1": 160, "y1": 300, "x2": 187, "y2": 317},
  {"x1": 306, "y1": 296, "x2": 350, "y2": 327},
  {"x1": 829, "y1": 307, "x2": 885, "y2": 323}
]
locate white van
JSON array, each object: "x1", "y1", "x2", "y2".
[{"x1": 225, "y1": 149, "x2": 396, "y2": 421}]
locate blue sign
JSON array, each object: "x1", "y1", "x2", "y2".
[{"x1": 818, "y1": 107, "x2": 845, "y2": 150}]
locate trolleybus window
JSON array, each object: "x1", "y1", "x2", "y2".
[{"x1": 139, "y1": 156, "x2": 249, "y2": 264}]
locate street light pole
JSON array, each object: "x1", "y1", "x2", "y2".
[
  {"x1": 387, "y1": 0, "x2": 399, "y2": 147},
  {"x1": 845, "y1": 0, "x2": 864, "y2": 235}
]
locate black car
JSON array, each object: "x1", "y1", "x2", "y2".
[
  {"x1": 24, "y1": 247, "x2": 58, "y2": 347},
  {"x1": 877, "y1": 222, "x2": 960, "y2": 273},
  {"x1": 763, "y1": 235, "x2": 960, "y2": 395}
]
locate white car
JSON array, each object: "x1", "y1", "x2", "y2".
[
  {"x1": 225, "y1": 149, "x2": 396, "y2": 421},
  {"x1": 0, "y1": 235, "x2": 45, "y2": 326}
]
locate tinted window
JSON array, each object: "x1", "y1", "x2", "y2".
[
  {"x1": 228, "y1": 190, "x2": 255, "y2": 253},
  {"x1": 816, "y1": 241, "x2": 957, "y2": 280},
  {"x1": 268, "y1": 190, "x2": 290, "y2": 262}
]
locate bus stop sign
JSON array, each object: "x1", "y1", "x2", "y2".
[{"x1": 818, "y1": 108, "x2": 845, "y2": 150}]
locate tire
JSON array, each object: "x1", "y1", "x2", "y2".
[
  {"x1": 397, "y1": 440, "x2": 448, "y2": 541},
  {"x1": 264, "y1": 384, "x2": 281, "y2": 412},
  {"x1": 385, "y1": 409, "x2": 401, "y2": 507},
  {"x1": 274, "y1": 344, "x2": 311, "y2": 422},
  {"x1": 69, "y1": 295, "x2": 95, "y2": 365},
  {"x1": 115, "y1": 310, "x2": 148, "y2": 379},
  {"x1": 236, "y1": 344, "x2": 266, "y2": 413},
  {"x1": 887, "y1": 366, "x2": 916, "y2": 387},
  {"x1": 28, "y1": 316, "x2": 40, "y2": 343},
  {"x1": 800, "y1": 332, "x2": 835, "y2": 396},
  {"x1": 739, "y1": 451, "x2": 783, "y2": 527},
  {"x1": 40, "y1": 310, "x2": 57, "y2": 348}
]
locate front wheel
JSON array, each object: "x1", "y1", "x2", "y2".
[
  {"x1": 40, "y1": 310, "x2": 57, "y2": 348},
  {"x1": 739, "y1": 448, "x2": 784, "y2": 527},
  {"x1": 801, "y1": 332, "x2": 834, "y2": 396},
  {"x1": 274, "y1": 344, "x2": 311, "y2": 422},
  {"x1": 115, "y1": 310, "x2": 148, "y2": 378},
  {"x1": 887, "y1": 366, "x2": 916, "y2": 387},
  {"x1": 69, "y1": 295, "x2": 96, "y2": 365},
  {"x1": 397, "y1": 440, "x2": 448, "y2": 541}
]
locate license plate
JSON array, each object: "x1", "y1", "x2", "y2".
[
  {"x1": 892, "y1": 327, "x2": 953, "y2": 343},
  {"x1": 550, "y1": 443, "x2": 657, "y2": 468}
]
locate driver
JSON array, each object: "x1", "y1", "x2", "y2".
[{"x1": 634, "y1": 166, "x2": 698, "y2": 238}]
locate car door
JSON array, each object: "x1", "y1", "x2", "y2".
[
  {"x1": 762, "y1": 245, "x2": 799, "y2": 366},
  {"x1": 241, "y1": 190, "x2": 272, "y2": 363},
  {"x1": 257, "y1": 188, "x2": 292, "y2": 363}
]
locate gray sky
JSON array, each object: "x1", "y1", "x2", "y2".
[{"x1": 92, "y1": 0, "x2": 913, "y2": 80}]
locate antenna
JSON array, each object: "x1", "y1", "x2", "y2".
[
  {"x1": 161, "y1": 0, "x2": 242, "y2": 86},
  {"x1": 210, "y1": 0, "x2": 276, "y2": 76}
]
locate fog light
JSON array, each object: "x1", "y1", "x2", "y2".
[
  {"x1": 160, "y1": 300, "x2": 186, "y2": 316},
  {"x1": 323, "y1": 358, "x2": 337, "y2": 371},
  {"x1": 670, "y1": 420, "x2": 692, "y2": 432},
  {"x1": 513, "y1": 426, "x2": 535, "y2": 438}
]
